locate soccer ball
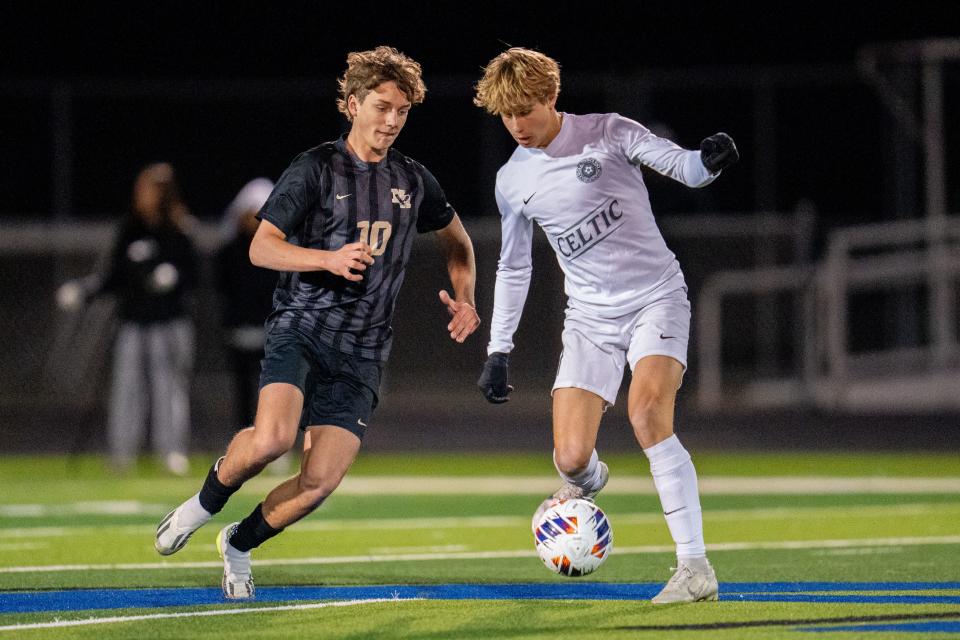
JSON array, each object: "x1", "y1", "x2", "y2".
[{"x1": 533, "y1": 498, "x2": 613, "y2": 577}]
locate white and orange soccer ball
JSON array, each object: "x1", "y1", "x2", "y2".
[{"x1": 533, "y1": 498, "x2": 613, "y2": 577}]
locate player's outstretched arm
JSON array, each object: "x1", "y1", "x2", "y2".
[
  {"x1": 250, "y1": 219, "x2": 373, "y2": 281},
  {"x1": 435, "y1": 214, "x2": 480, "y2": 343},
  {"x1": 700, "y1": 132, "x2": 739, "y2": 174}
]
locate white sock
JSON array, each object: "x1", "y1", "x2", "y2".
[
  {"x1": 179, "y1": 493, "x2": 213, "y2": 528},
  {"x1": 553, "y1": 448, "x2": 605, "y2": 492},
  {"x1": 642, "y1": 434, "x2": 705, "y2": 559}
]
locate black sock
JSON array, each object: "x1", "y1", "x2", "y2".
[
  {"x1": 197, "y1": 458, "x2": 239, "y2": 514},
  {"x1": 229, "y1": 503, "x2": 283, "y2": 552}
]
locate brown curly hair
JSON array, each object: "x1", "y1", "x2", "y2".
[{"x1": 337, "y1": 46, "x2": 427, "y2": 121}]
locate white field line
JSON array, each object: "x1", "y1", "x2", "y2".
[
  {"x1": 0, "y1": 527, "x2": 72, "y2": 539},
  {"x1": 246, "y1": 475, "x2": 960, "y2": 495},
  {"x1": 0, "y1": 475, "x2": 956, "y2": 519},
  {"x1": 0, "y1": 502, "x2": 168, "y2": 518},
  {"x1": 0, "y1": 543, "x2": 45, "y2": 552},
  {"x1": 0, "y1": 598, "x2": 413, "y2": 633},
  {"x1": 1, "y1": 535, "x2": 958, "y2": 574},
  {"x1": 812, "y1": 547, "x2": 903, "y2": 556},
  {"x1": 367, "y1": 544, "x2": 469, "y2": 554},
  {"x1": 1, "y1": 501, "x2": 956, "y2": 540}
]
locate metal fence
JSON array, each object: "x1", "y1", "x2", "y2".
[{"x1": 0, "y1": 212, "x2": 812, "y2": 450}]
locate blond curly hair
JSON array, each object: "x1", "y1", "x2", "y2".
[{"x1": 337, "y1": 46, "x2": 426, "y2": 121}]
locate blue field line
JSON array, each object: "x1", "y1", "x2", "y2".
[
  {"x1": 1, "y1": 582, "x2": 959, "y2": 614},
  {"x1": 730, "y1": 594, "x2": 960, "y2": 604},
  {"x1": 725, "y1": 581, "x2": 960, "y2": 592},
  {"x1": 801, "y1": 622, "x2": 960, "y2": 633},
  {"x1": 722, "y1": 581, "x2": 960, "y2": 605}
]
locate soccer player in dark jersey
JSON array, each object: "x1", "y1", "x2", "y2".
[{"x1": 155, "y1": 46, "x2": 481, "y2": 599}]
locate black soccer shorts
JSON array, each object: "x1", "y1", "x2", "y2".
[{"x1": 259, "y1": 328, "x2": 383, "y2": 439}]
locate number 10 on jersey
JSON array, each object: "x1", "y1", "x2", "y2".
[{"x1": 356, "y1": 221, "x2": 392, "y2": 256}]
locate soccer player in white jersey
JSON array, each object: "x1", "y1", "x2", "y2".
[{"x1": 474, "y1": 48, "x2": 738, "y2": 603}]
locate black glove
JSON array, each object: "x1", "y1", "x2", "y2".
[
  {"x1": 478, "y1": 352, "x2": 513, "y2": 404},
  {"x1": 700, "y1": 132, "x2": 739, "y2": 173}
]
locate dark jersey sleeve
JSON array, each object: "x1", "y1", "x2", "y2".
[
  {"x1": 416, "y1": 165, "x2": 456, "y2": 233},
  {"x1": 257, "y1": 150, "x2": 323, "y2": 236}
]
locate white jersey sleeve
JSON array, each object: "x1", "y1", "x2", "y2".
[
  {"x1": 487, "y1": 183, "x2": 534, "y2": 355},
  {"x1": 607, "y1": 115, "x2": 717, "y2": 188},
  {"x1": 488, "y1": 112, "x2": 717, "y2": 323}
]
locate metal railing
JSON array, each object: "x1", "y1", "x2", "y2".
[{"x1": 697, "y1": 215, "x2": 960, "y2": 412}]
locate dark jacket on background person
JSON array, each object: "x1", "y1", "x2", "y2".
[{"x1": 99, "y1": 215, "x2": 199, "y2": 324}]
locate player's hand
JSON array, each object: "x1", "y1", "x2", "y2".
[
  {"x1": 55, "y1": 281, "x2": 83, "y2": 311},
  {"x1": 700, "y1": 132, "x2": 739, "y2": 173},
  {"x1": 327, "y1": 242, "x2": 374, "y2": 282},
  {"x1": 478, "y1": 352, "x2": 513, "y2": 404},
  {"x1": 439, "y1": 290, "x2": 480, "y2": 343}
]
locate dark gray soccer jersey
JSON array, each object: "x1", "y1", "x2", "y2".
[{"x1": 257, "y1": 136, "x2": 455, "y2": 361}]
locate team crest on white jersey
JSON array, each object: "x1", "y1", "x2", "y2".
[
  {"x1": 391, "y1": 188, "x2": 412, "y2": 209},
  {"x1": 576, "y1": 158, "x2": 602, "y2": 183}
]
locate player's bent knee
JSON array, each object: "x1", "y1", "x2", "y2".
[
  {"x1": 630, "y1": 404, "x2": 665, "y2": 429},
  {"x1": 629, "y1": 403, "x2": 656, "y2": 428},
  {"x1": 250, "y1": 430, "x2": 297, "y2": 463},
  {"x1": 629, "y1": 385, "x2": 674, "y2": 420},
  {"x1": 554, "y1": 447, "x2": 593, "y2": 476}
]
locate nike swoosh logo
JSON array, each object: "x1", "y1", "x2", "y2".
[
  {"x1": 357, "y1": 418, "x2": 367, "y2": 427},
  {"x1": 659, "y1": 334, "x2": 678, "y2": 340},
  {"x1": 336, "y1": 193, "x2": 352, "y2": 200},
  {"x1": 664, "y1": 506, "x2": 687, "y2": 516},
  {"x1": 522, "y1": 192, "x2": 536, "y2": 205}
]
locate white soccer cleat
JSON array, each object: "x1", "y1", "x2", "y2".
[
  {"x1": 651, "y1": 558, "x2": 718, "y2": 604},
  {"x1": 531, "y1": 461, "x2": 609, "y2": 532},
  {"x1": 155, "y1": 501, "x2": 210, "y2": 556},
  {"x1": 217, "y1": 523, "x2": 255, "y2": 599}
]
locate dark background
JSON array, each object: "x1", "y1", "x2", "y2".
[
  {"x1": 7, "y1": 3, "x2": 956, "y2": 75},
  {"x1": 3, "y1": 2, "x2": 959, "y2": 225},
  {"x1": 2, "y1": 2, "x2": 959, "y2": 453}
]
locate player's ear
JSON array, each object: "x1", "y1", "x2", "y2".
[
  {"x1": 348, "y1": 94, "x2": 359, "y2": 119},
  {"x1": 546, "y1": 93, "x2": 558, "y2": 110}
]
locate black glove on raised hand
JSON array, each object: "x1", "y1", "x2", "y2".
[
  {"x1": 700, "y1": 132, "x2": 739, "y2": 173},
  {"x1": 478, "y1": 352, "x2": 513, "y2": 404}
]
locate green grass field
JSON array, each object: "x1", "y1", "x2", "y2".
[{"x1": 1, "y1": 451, "x2": 959, "y2": 638}]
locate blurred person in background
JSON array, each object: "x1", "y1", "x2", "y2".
[
  {"x1": 215, "y1": 178, "x2": 277, "y2": 428},
  {"x1": 474, "y1": 48, "x2": 739, "y2": 603},
  {"x1": 56, "y1": 162, "x2": 199, "y2": 475},
  {"x1": 215, "y1": 178, "x2": 293, "y2": 475}
]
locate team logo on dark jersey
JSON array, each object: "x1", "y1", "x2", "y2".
[
  {"x1": 391, "y1": 188, "x2": 412, "y2": 209},
  {"x1": 576, "y1": 158, "x2": 602, "y2": 183}
]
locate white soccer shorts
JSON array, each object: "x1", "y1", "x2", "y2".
[{"x1": 552, "y1": 287, "x2": 690, "y2": 406}]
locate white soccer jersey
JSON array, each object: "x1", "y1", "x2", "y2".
[{"x1": 488, "y1": 112, "x2": 717, "y2": 355}]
